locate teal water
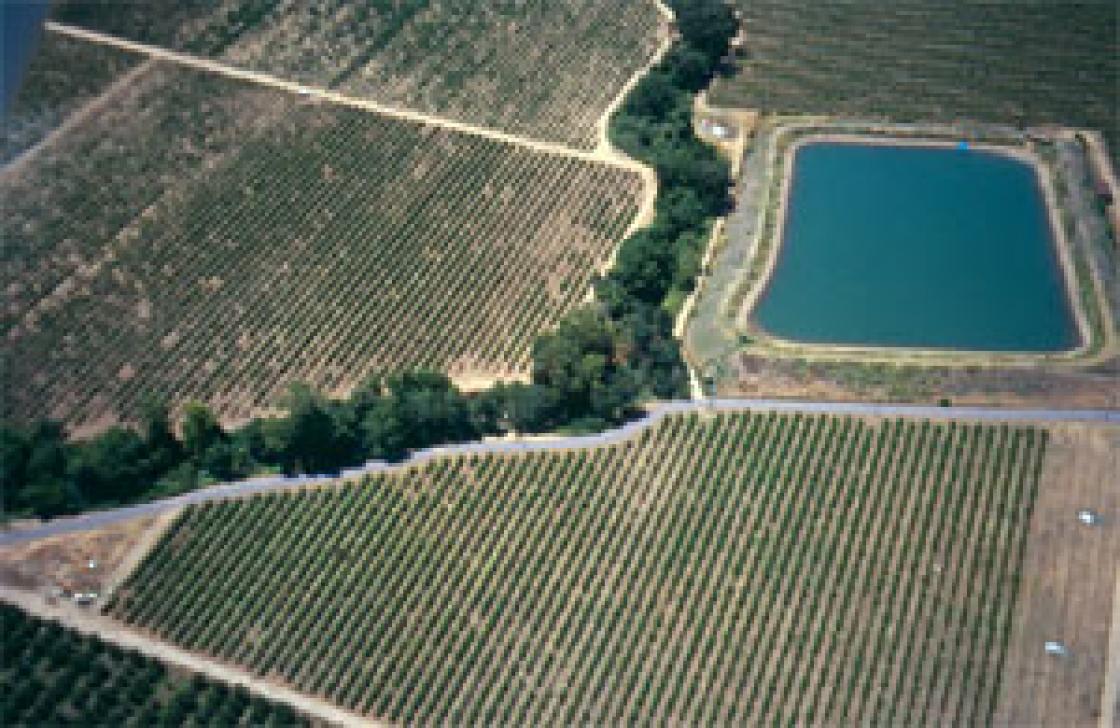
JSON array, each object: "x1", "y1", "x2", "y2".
[{"x1": 754, "y1": 141, "x2": 1079, "y2": 352}]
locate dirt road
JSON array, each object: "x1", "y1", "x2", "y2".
[{"x1": 0, "y1": 585, "x2": 381, "y2": 727}]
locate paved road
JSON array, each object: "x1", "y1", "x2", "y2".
[{"x1": 3, "y1": 398, "x2": 1116, "y2": 547}]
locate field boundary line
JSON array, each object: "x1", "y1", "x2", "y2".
[
  {"x1": 592, "y1": 0, "x2": 674, "y2": 159},
  {"x1": 2, "y1": 398, "x2": 1116, "y2": 547},
  {"x1": 592, "y1": 0, "x2": 674, "y2": 245},
  {"x1": 0, "y1": 585, "x2": 380, "y2": 727},
  {"x1": 44, "y1": 22, "x2": 647, "y2": 175},
  {"x1": 43, "y1": 20, "x2": 663, "y2": 335},
  {"x1": 99, "y1": 508, "x2": 181, "y2": 606},
  {"x1": 1103, "y1": 567, "x2": 1120, "y2": 728},
  {"x1": 1, "y1": 58, "x2": 154, "y2": 181}
]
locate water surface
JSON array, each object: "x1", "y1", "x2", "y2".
[
  {"x1": 2, "y1": 1, "x2": 49, "y2": 113},
  {"x1": 754, "y1": 141, "x2": 1078, "y2": 352}
]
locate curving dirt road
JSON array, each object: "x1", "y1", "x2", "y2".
[{"x1": 44, "y1": 22, "x2": 647, "y2": 176}]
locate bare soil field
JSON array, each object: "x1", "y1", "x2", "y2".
[
  {"x1": 0, "y1": 515, "x2": 163, "y2": 597},
  {"x1": 727, "y1": 354, "x2": 1120, "y2": 411},
  {"x1": 994, "y1": 423, "x2": 1120, "y2": 727}
]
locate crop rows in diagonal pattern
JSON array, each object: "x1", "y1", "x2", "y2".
[
  {"x1": 109, "y1": 411, "x2": 1046, "y2": 725},
  {"x1": 1, "y1": 32, "x2": 142, "y2": 164},
  {"x1": 52, "y1": 0, "x2": 668, "y2": 148},
  {"x1": 712, "y1": 0, "x2": 1118, "y2": 163},
  {"x1": 2, "y1": 63, "x2": 642, "y2": 430},
  {"x1": 1, "y1": 602, "x2": 309, "y2": 726}
]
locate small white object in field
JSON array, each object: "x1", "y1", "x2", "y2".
[
  {"x1": 699, "y1": 118, "x2": 735, "y2": 140},
  {"x1": 87, "y1": 559, "x2": 97, "y2": 569},
  {"x1": 1076, "y1": 509, "x2": 1099, "y2": 525},
  {"x1": 1043, "y1": 640, "x2": 1068, "y2": 657}
]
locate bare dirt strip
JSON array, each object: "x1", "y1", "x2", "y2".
[
  {"x1": 0, "y1": 584, "x2": 378, "y2": 727},
  {"x1": 994, "y1": 423, "x2": 1120, "y2": 727},
  {"x1": 44, "y1": 22, "x2": 652, "y2": 180}
]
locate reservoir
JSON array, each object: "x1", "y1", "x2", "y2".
[{"x1": 753, "y1": 141, "x2": 1079, "y2": 352}]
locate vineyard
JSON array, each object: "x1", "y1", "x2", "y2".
[
  {"x1": 1, "y1": 62, "x2": 286, "y2": 338},
  {"x1": 1, "y1": 33, "x2": 140, "y2": 164},
  {"x1": 711, "y1": 0, "x2": 1119, "y2": 163},
  {"x1": 0, "y1": 602, "x2": 308, "y2": 726},
  {"x1": 2, "y1": 73, "x2": 643, "y2": 429},
  {"x1": 53, "y1": 0, "x2": 668, "y2": 148},
  {"x1": 110, "y1": 411, "x2": 1046, "y2": 725}
]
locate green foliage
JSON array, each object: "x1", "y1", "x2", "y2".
[
  {"x1": 0, "y1": 602, "x2": 309, "y2": 726},
  {"x1": 109, "y1": 414, "x2": 1046, "y2": 724},
  {"x1": 532, "y1": 308, "x2": 637, "y2": 424},
  {"x1": 1, "y1": 0, "x2": 732, "y2": 520},
  {"x1": 180, "y1": 401, "x2": 221, "y2": 462}
]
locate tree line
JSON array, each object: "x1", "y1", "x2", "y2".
[{"x1": 1, "y1": 0, "x2": 737, "y2": 520}]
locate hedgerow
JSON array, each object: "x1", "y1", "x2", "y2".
[{"x1": 2, "y1": 0, "x2": 736, "y2": 519}]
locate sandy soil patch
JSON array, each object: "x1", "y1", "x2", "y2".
[{"x1": 0, "y1": 514, "x2": 171, "y2": 603}]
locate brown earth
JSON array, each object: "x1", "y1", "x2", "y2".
[
  {"x1": 728, "y1": 354, "x2": 1120, "y2": 410},
  {"x1": 0, "y1": 514, "x2": 170, "y2": 600},
  {"x1": 994, "y1": 423, "x2": 1120, "y2": 727}
]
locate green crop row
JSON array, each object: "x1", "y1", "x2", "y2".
[
  {"x1": 109, "y1": 411, "x2": 1046, "y2": 724},
  {"x1": 0, "y1": 601, "x2": 309, "y2": 727}
]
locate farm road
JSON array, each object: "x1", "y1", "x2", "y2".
[
  {"x1": 43, "y1": 20, "x2": 661, "y2": 284},
  {"x1": 44, "y1": 22, "x2": 651, "y2": 177},
  {"x1": 0, "y1": 586, "x2": 380, "y2": 728},
  {"x1": 3, "y1": 398, "x2": 1117, "y2": 547}
]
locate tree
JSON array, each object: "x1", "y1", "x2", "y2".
[
  {"x1": 68, "y1": 427, "x2": 150, "y2": 504},
  {"x1": 139, "y1": 397, "x2": 182, "y2": 473},
  {"x1": 671, "y1": 0, "x2": 737, "y2": 64},
  {"x1": 608, "y1": 228, "x2": 677, "y2": 305},
  {"x1": 1, "y1": 422, "x2": 75, "y2": 516},
  {"x1": 264, "y1": 384, "x2": 340, "y2": 474},
  {"x1": 497, "y1": 383, "x2": 558, "y2": 433},
  {"x1": 623, "y1": 71, "x2": 686, "y2": 119},
  {"x1": 179, "y1": 402, "x2": 222, "y2": 463},
  {"x1": 656, "y1": 187, "x2": 709, "y2": 237},
  {"x1": 531, "y1": 307, "x2": 637, "y2": 423}
]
